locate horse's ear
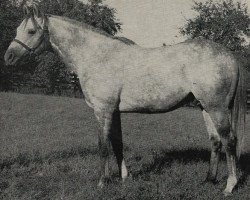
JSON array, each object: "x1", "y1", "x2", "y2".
[
  {"x1": 32, "y1": 3, "x2": 42, "y2": 18},
  {"x1": 23, "y1": 5, "x2": 30, "y2": 16}
]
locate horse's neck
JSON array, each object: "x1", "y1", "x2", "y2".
[{"x1": 47, "y1": 16, "x2": 119, "y2": 74}]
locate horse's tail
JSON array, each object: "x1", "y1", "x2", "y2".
[{"x1": 232, "y1": 65, "x2": 247, "y2": 159}]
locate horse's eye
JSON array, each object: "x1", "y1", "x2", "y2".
[{"x1": 28, "y1": 30, "x2": 36, "y2": 35}]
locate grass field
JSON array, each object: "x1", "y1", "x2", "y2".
[{"x1": 0, "y1": 92, "x2": 250, "y2": 200}]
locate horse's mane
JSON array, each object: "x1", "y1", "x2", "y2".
[
  {"x1": 22, "y1": 13, "x2": 136, "y2": 46},
  {"x1": 49, "y1": 15, "x2": 136, "y2": 46},
  {"x1": 21, "y1": 2, "x2": 135, "y2": 46}
]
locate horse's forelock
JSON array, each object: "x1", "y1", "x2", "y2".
[
  {"x1": 20, "y1": 15, "x2": 40, "y2": 32},
  {"x1": 30, "y1": 16, "x2": 36, "y2": 30}
]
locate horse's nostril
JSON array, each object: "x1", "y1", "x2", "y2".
[
  {"x1": 4, "y1": 51, "x2": 16, "y2": 65},
  {"x1": 8, "y1": 52, "x2": 15, "y2": 62}
]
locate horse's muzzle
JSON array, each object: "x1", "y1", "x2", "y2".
[{"x1": 4, "y1": 49, "x2": 19, "y2": 66}]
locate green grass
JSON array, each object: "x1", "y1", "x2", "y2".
[{"x1": 0, "y1": 92, "x2": 250, "y2": 200}]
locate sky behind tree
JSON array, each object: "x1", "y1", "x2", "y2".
[{"x1": 82, "y1": 0, "x2": 250, "y2": 47}]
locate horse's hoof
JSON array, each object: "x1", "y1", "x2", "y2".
[
  {"x1": 122, "y1": 176, "x2": 130, "y2": 183},
  {"x1": 97, "y1": 176, "x2": 111, "y2": 188},
  {"x1": 97, "y1": 181, "x2": 105, "y2": 189},
  {"x1": 204, "y1": 175, "x2": 218, "y2": 184},
  {"x1": 208, "y1": 178, "x2": 218, "y2": 185},
  {"x1": 122, "y1": 172, "x2": 131, "y2": 182},
  {"x1": 223, "y1": 190, "x2": 233, "y2": 197}
]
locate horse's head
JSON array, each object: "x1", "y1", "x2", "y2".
[{"x1": 4, "y1": 4, "x2": 50, "y2": 66}]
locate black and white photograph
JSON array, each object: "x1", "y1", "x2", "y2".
[{"x1": 0, "y1": 0, "x2": 250, "y2": 199}]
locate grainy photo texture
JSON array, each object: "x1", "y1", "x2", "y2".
[{"x1": 1, "y1": 0, "x2": 250, "y2": 199}]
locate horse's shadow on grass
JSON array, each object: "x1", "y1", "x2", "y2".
[
  {"x1": 132, "y1": 148, "x2": 210, "y2": 178},
  {"x1": 132, "y1": 148, "x2": 250, "y2": 185}
]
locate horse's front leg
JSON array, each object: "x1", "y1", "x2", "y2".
[
  {"x1": 94, "y1": 109, "x2": 113, "y2": 188},
  {"x1": 95, "y1": 107, "x2": 128, "y2": 188},
  {"x1": 110, "y1": 111, "x2": 128, "y2": 181}
]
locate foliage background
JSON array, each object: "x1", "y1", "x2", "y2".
[{"x1": 180, "y1": 0, "x2": 250, "y2": 59}]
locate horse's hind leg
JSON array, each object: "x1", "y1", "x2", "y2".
[
  {"x1": 202, "y1": 110, "x2": 222, "y2": 183},
  {"x1": 207, "y1": 110, "x2": 237, "y2": 196}
]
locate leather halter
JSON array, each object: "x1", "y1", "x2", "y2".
[{"x1": 13, "y1": 18, "x2": 49, "y2": 56}]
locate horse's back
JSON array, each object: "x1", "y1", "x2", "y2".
[{"x1": 119, "y1": 39, "x2": 239, "y2": 112}]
